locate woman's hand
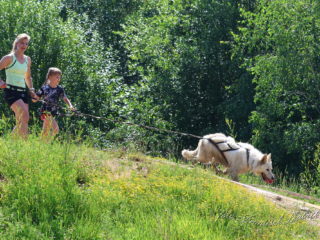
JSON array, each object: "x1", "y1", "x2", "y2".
[
  {"x1": 30, "y1": 91, "x2": 39, "y2": 102},
  {"x1": 0, "y1": 79, "x2": 6, "y2": 89}
]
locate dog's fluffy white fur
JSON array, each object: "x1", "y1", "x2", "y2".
[{"x1": 182, "y1": 133, "x2": 275, "y2": 183}]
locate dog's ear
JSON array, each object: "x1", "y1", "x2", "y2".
[
  {"x1": 267, "y1": 153, "x2": 272, "y2": 162},
  {"x1": 260, "y1": 154, "x2": 268, "y2": 165}
]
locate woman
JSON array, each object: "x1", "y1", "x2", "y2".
[{"x1": 0, "y1": 33, "x2": 36, "y2": 138}]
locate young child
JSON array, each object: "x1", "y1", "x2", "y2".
[{"x1": 33, "y1": 67, "x2": 74, "y2": 139}]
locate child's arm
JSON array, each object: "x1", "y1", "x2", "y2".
[{"x1": 63, "y1": 96, "x2": 75, "y2": 110}]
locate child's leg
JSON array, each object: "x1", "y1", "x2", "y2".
[
  {"x1": 41, "y1": 116, "x2": 52, "y2": 138},
  {"x1": 51, "y1": 118, "x2": 59, "y2": 137},
  {"x1": 41, "y1": 115, "x2": 59, "y2": 139}
]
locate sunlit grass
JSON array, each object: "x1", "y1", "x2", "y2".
[{"x1": 0, "y1": 136, "x2": 318, "y2": 239}]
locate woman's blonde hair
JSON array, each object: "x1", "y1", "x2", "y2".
[
  {"x1": 44, "y1": 67, "x2": 62, "y2": 85},
  {"x1": 11, "y1": 33, "x2": 31, "y2": 53}
]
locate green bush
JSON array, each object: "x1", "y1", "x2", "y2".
[{"x1": 233, "y1": 0, "x2": 320, "y2": 178}]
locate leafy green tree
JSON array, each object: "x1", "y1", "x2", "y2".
[
  {"x1": 234, "y1": 0, "x2": 320, "y2": 182},
  {"x1": 119, "y1": 0, "x2": 254, "y2": 149},
  {"x1": 62, "y1": 0, "x2": 144, "y2": 81}
]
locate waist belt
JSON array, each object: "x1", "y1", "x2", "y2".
[{"x1": 6, "y1": 84, "x2": 26, "y2": 92}]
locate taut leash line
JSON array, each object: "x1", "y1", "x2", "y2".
[
  {"x1": 33, "y1": 99, "x2": 203, "y2": 139},
  {"x1": 71, "y1": 110, "x2": 203, "y2": 139}
]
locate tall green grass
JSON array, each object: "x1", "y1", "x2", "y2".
[
  {"x1": 0, "y1": 136, "x2": 318, "y2": 239},
  {"x1": 0, "y1": 135, "x2": 104, "y2": 239}
]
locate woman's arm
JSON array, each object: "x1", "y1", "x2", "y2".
[
  {"x1": 0, "y1": 55, "x2": 12, "y2": 88},
  {"x1": 24, "y1": 56, "x2": 37, "y2": 99},
  {"x1": 0, "y1": 55, "x2": 12, "y2": 70},
  {"x1": 24, "y1": 56, "x2": 33, "y2": 89}
]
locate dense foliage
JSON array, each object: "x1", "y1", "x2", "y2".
[
  {"x1": 1, "y1": 0, "x2": 320, "y2": 189},
  {"x1": 233, "y1": 0, "x2": 320, "y2": 189}
]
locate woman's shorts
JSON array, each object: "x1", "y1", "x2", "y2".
[{"x1": 3, "y1": 88, "x2": 29, "y2": 106}]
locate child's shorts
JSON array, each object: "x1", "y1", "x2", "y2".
[{"x1": 40, "y1": 110, "x2": 58, "y2": 120}]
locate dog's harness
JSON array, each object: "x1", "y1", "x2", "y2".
[
  {"x1": 245, "y1": 148, "x2": 251, "y2": 170},
  {"x1": 207, "y1": 138, "x2": 251, "y2": 169}
]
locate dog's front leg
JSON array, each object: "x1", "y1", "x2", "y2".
[
  {"x1": 222, "y1": 168, "x2": 229, "y2": 175},
  {"x1": 229, "y1": 172, "x2": 239, "y2": 182},
  {"x1": 213, "y1": 163, "x2": 224, "y2": 175},
  {"x1": 225, "y1": 169, "x2": 239, "y2": 182}
]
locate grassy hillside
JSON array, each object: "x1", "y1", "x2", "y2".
[{"x1": 0, "y1": 136, "x2": 318, "y2": 239}]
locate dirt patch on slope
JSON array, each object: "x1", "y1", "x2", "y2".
[{"x1": 230, "y1": 180, "x2": 320, "y2": 227}]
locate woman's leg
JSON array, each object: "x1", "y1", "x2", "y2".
[{"x1": 10, "y1": 99, "x2": 29, "y2": 138}]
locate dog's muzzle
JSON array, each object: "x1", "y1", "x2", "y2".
[{"x1": 261, "y1": 173, "x2": 275, "y2": 184}]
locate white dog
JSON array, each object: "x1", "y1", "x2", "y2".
[{"x1": 182, "y1": 133, "x2": 275, "y2": 183}]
